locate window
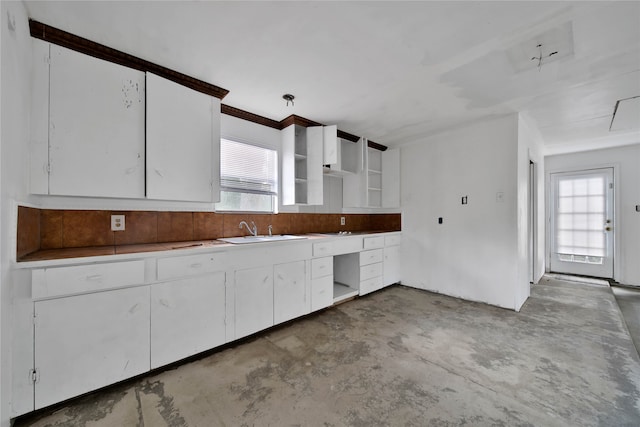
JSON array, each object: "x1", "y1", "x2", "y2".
[{"x1": 215, "y1": 138, "x2": 278, "y2": 212}]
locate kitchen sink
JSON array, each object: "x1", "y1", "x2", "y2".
[{"x1": 217, "y1": 235, "x2": 307, "y2": 244}]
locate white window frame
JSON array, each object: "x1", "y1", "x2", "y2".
[{"x1": 215, "y1": 138, "x2": 278, "y2": 213}]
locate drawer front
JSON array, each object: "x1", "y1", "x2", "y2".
[
  {"x1": 157, "y1": 252, "x2": 227, "y2": 280},
  {"x1": 332, "y1": 236, "x2": 363, "y2": 255},
  {"x1": 33, "y1": 260, "x2": 145, "y2": 300},
  {"x1": 359, "y1": 249, "x2": 383, "y2": 266},
  {"x1": 311, "y1": 257, "x2": 333, "y2": 279},
  {"x1": 385, "y1": 234, "x2": 401, "y2": 247},
  {"x1": 312, "y1": 242, "x2": 334, "y2": 257},
  {"x1": 360, "y1": 262, "x2": 383, "y2": 281},
  {"x1": 363, "y1": 236, "x2": 385, "y2": 249},
  {"x1": 359, "y1": 275, "x2": 383, "y2": 296}
]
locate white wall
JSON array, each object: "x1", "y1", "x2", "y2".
[
  {"x1": 545, "y1": 144, "x2": 640, "y2": 286},
  {"x1": 400, "y1": 114, "x2": 524, "y2": 310},
  {"x1": 515, "y1": 114, "x2": 546, "y2": 309},
  {"x1": 1, "y1": 1, "x2": 40, "y2": 424}
]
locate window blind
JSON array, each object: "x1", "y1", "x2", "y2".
[{"x1": 220, "y1": 139, "x2": 277, "y2": 195}]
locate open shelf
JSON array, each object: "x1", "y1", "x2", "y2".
[{"x1": 333, "y1": 282, "x2": 359, "y2": 303}]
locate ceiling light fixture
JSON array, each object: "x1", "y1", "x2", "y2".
[
  {"x1": 283, "y1": 94, "x2": 295, "y2": 106},
  {"x1": 531, "y1": 44, "x2": 558, "y2": 71}
]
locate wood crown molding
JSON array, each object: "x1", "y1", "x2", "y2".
[
  {"x1": 221, "y1": 105, "x2": 281, "y2": 130},
  {"x1": 29, "y1": 20, "x2": 229, "y2": 100},
  {"x1": 29, "y1": 20, "x2": 387, "y2": 151}
]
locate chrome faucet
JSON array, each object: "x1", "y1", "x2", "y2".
[{"x1": 239, "y1": 220, "x2": 258, "y2": 236}]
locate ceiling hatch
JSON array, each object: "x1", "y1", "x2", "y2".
[
  {"x1": 610, "y1": 96, "x2": 640, "y2": 132},
  {"x1": 506, "y1": 21, "x2": 574, "y2": 73}
]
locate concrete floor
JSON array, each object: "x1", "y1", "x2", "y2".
[
  {"x1": 612, "y1": 285, "x2": 640, "y2": 356},
  {"x1": 16, "y1": 276, "x2": 640, "y2": 426}
]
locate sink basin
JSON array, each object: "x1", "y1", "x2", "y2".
[
  {"x1": 218, "y1": 235, "x2": 307, "y2": 244},
  {"x1": 313, "y1": 231, "x2": 373, "y2": 236}
]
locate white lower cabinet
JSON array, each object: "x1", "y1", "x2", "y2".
[
  {"x1": 311, "y1": 256, "x2": 333, "y2": 311},
  {"x1": 34, "y1": 286, "x2": 150, "y2": 409},
  {"x1": 234, "y1": 266, "x2": 274, "y2": 339},
  {"x1": 274, "y1": 261, "x2": 310, "y2": 325},
  {"x1": 358, "y1": 249, "x2": 384, "y2": 296},
  {"x1": 150, "y1": 272, "x2": 226, "y2": 369},
  {"x1": 311, "y1": 276, "x2": 334, "y2": 311},
  {"x1": 383, "y1": 234, "x2": 402, "y2": 286}
]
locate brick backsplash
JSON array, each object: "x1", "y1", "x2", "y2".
[{"x1": 17, "y1": 206, "x2": 401, "y2": 256}]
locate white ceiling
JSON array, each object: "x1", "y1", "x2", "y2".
[{"x1": 23, "y1": 1, "x2": 640, "y2": 154}]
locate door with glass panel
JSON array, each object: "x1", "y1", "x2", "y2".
[{"x1": 550, "y1": 168, "x2": 614, "y2": 278}]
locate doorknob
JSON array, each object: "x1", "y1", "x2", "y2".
[{"x1": 605, "y1": 226, "x2": 612, "y2": 231}]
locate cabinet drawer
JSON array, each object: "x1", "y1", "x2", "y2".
[
  {"x1": 360, "y1": 262, "x2": 383, "y2": 281},
  {"x1": 311, "y1": 276, "x2": 333, "y2": 311},
  {"x1": 359, "y1": 249, "x2": 383, "y2": 266},
  {"x1": 32, "y1": 260, "x2": 145, "y2": 300},
  {"x1": 360, "y1": 275, "x2": 383, "y2": 296},
  {"x1": 157, "y1": 252, "x2": 226, "y2": 280},
  {"x1": 311, "y1": 257, "x2": 333, "y2": 279},
  {"x1": 313, "y1": 241, "x2": 333, "y2": 257},
  {"x1": 385, "y1": 234, "x2": 401, "y2": 247},
  {"x1": 363, "y1": 235, "x2": 385, "y2": 249}
]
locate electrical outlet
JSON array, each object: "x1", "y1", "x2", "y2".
[
  {"x1": 111, "y1": 215, "x2": 125, "y2": 231},
  {"x1": 340, "y1": 216, "x2": 346, "y2": 226}
]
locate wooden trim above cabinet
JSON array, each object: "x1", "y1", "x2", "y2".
[
  {"x1": 29, "y1": 20, "x2": 229, "y2": 100},
  {"x1": 367, "y1": 140, "x2": 388, "y2": 152},
  {"x1": 279, "y1": 115, "x2": 387, "y2": 151},
  {"x1": 280, "y1": 114, "x2": 322, "y2": 129},
  {"x1": 221, "y1": 105, "x2": 281, "y2": 130}
]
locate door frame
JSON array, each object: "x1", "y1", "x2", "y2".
[
  {"x1": 546, "y1": 163, "x2": 620, "y2": 281},
  {"x1": 529, "y1": 160, "x2": 537, "y2": 283}
]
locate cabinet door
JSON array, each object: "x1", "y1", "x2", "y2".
[
  {"x1": 311, "y1": 276, "x2": 333, "y2": 311},
  {"x1": 382, "y1": 148, "x2": 401, "y2": 208},
  {"x1": 150, "y1": 272, "x2": 226, "y2": 369},
  {"x1": 34, "y1": 286, "x2": 150, "y2": 409},
  {"x1": 234, "y1": 266, "x2": 273, "y2": 339},
  {"x1": 274, "y1": 261, "x2": 309, "y2": 324},
  {"x1": 322, "y1": 125, "x2": 338, "y2": 165},
  {"x1": 383, "y1": 245, "x2": 401, "y2": 286},
  {"x1": 306, "y1": 126, "x2": 324, "y2": 205},
  {"x1": 30, "y1": 39, "x2": 50, "y2": 195},
  {"x1": 49, "y1": 45, "x2": 145, "y2": 198},
  {"x1": 342, "y1": 138, "x2": 367, "y2": 207},
  {"x1": 146, "y1": 72, "x2": 220, "y2": 202}
]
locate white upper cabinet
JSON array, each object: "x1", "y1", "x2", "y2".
[
  {"x1": 146, "y1": 72, "x2": 220, "y2": 202},
  {"x1": 30, "y1": 43, "x2": 220, "y2": 203},
  {"x1": 343, "y1": 141, "x2": 400, "y2": 208},
  {"x1": 281, "y1": 124, "x2": 324, "y2": 205},
  {"x1": 322, "y1": 125, "x2": 338, "y2": 165},
  {"x1": 323, "y1": 135, "x2": 362, "y2": 177},
  {"x1": 382, "y1": 148, "x2": 401, "y2": 208},
  {"x1": 30, "y1": 39, "x2": 50, "y2": 195},
  {"x1": 47, "y1": 44, "x2": 146, "y2": 198}
]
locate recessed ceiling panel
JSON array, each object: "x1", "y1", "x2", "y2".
[
  {"x1": 610, "y1": 96, "x2": 640, "y2": 132},
  {"x1": 506, "y1": 22, "x2": 575, "y2": 73}
]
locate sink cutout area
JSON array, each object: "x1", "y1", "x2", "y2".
[{"x1": 217, "y1": 235, "x2": 308, "y2": 244}]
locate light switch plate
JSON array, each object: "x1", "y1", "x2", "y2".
[{"x1": 111, "y1": 215, "x2": 125, "y2": 231}]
